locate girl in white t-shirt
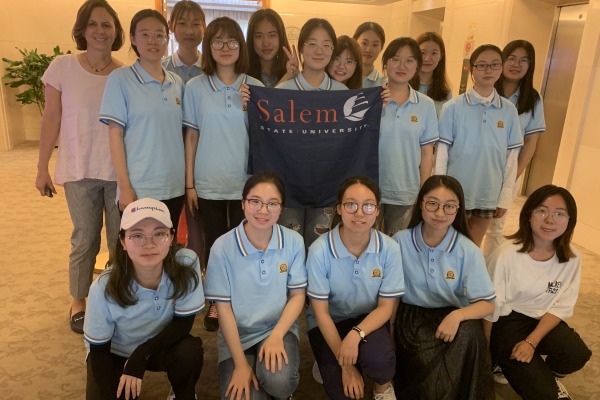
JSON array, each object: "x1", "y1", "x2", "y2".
[{"x1": 484, "y1": 184, "x2": 591, "y2": 400}]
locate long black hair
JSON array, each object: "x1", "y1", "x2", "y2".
[
  {"x1": 409, "y1": 32, "x2": 451, "y2": 102},
  {"x1": 495, "y1": 39, "x2": 541, "y2": 116},
  {"x1": 407, "y1": 175, "x2": 472, "y2": 242},
  {"x1": 507, "y1": 184, "x2": 577, "y2": 263},
  {"x1": 331, "y1": 176, "x2": 381, "y2": 228},
  {"x1": 246, "y1": 9, "x2": 291, "y2": 84},
  {"x1": 105, "y1": 232, "x2": 199, "y2": 307}
]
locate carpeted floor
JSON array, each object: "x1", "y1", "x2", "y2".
[{"x1": 0, "y1": 142, "x2": 597, "y2": 399}]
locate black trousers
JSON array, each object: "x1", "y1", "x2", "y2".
[
  {"x1": 490, "y1": 312, "x2": 591, "y2": 400},
  {"x1": 196, "y1": 198, "x2": 244, "y2": 266},
  {"x1": 86, "y1": 335, "x2": 203, "y2": 400}
]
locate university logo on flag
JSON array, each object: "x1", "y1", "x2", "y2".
[{"x1": 247, "y1": 86, "x2": 383, "y2": 208}]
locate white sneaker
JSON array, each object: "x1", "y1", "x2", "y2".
[
  {"x1": 312, "y1": 361, "x2": 323, "y2": 384},
  {"x1": 556, "y1": 378, "x2": 572, "y2": 399},
  {"x1": 373, "y1": 384, "x2": 396, "y2": 400},
  {"x1": 166, "y1": 387, "x2": 197, "y2": 400},
  {"x1": 492, "y1": 365, "x2": 509, "y2": 385}
]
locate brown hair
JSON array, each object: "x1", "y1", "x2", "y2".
[
  {"x1": 72, "y1": 0, "x2": 124, "y2": 51},
  {"x1": 246, "y1": 9, "x2": 290, "y2": 84},
  {"x1": 407, "y1": 175, "x2": 472, "y2": 242},
  {"x1": 202, "y1": 17, "x2": 249, "y2": 75},
  {"x1": 352, "y1": 21, "x2": 385, "y2": 48},
  {"x1": 507, "y1": 185, "x2": 577, "y2": 263},
  {"x1": 409, "y1": 32, "x2": 451, "y2": 102},
  {"x1": 328, "y1": 35, "x2": 363, "y2": 89}
]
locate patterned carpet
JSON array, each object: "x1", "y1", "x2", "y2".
[{"x1": 0, "y1": 142, "x2": 597, "y2": 399}]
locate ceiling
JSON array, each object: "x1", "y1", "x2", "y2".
[{"x1": 298, "y1": 0, "x2": 401, "y2": 5}]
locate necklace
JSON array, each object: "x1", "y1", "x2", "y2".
[{"x1": 84, "y1": 53, "x2": 112, "y2": 73}]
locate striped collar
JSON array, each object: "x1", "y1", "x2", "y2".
[
  {"x1": 365, "y1": 68, "x2": 380, "y2": 82},
  {"x1": 171, "y1": 52, "x2": 202, "y2": 69},
  {"x1": 208, "y1": 73, "x2": 248, "y2": 92},
  {"x1": 327, "y1": 223, "x2": 382, "y2": 260},
  {"x1": 130, "y1": 60, "x2": 175, "y2": 85},
  {"x1": 465, "y1": 88, "x2": 502, "y2": 108},
  {"x1": 390, "y1": 84, "x2": 419, "y2": 106},
  {"x1": 293, "y1": 72, "x2": 333, "y2": 91},
  {"x1": 234, "y1": 220, "x2": 284, "y2": 257},
  {"x1": 410, "y1": 222, "x2": 458, "y2": 253}
]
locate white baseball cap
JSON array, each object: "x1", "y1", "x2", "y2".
[{"x1": 120, "y1": 198, "x2": 173, "y2": 230}]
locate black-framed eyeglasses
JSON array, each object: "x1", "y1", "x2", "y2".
[
  {"x1": 211, "y1": 39, "x2": 239, "y2": 50},
  {"x1": 342, "y1": 202, "x2": 378, "y2": 215},
  {"x1": 126, "y1": 231, "x2": 172, "y2": 247},
  {"x1": 472, "y1": 62, "x2": 502, "y2": 71},
  {"x1": 423, "y1": 200, "x2": 459, "y2": 215},
  {"x1": 245, "y1": 198, "x2": 282, "y2": 213}
]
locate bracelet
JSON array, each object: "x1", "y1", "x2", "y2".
[
  {"x1": 524, "y1": 339, "x2": 536, "y2": 349},
  {"x1": 185, "y1": 187, "x2": 195, "y2": 190}
]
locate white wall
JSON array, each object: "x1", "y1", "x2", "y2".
[{"x1": 553, "y1": 0, "x2": 600, "y2": 254}]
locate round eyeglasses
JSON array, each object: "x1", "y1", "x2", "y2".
[
  {"x1": 137, "y1": 32, "x2": 168, "y2": 45},
  {"x1": 531, "y1": 208, "x2": 569, "y2": 222},
  {"x1": 342, "y1": 202, "x2": 378, "y2": 215},
  {"x1": 245, "y1": 198, "x2": 282, "y2": 213},
  {"x1": 332, "y1": 56, "x2": 357, "y2": 68},
  {"x1": 211, "y1": 39, "x2": 239, "y2": 50},
  {"x1": 423, "y1": 200, "x2": 459, "y2": 215},
  {"x1": 126, "y1": 231, "x2": 172, "y2": 247},
  {"x1": 506, "y1": 56, "x2": 530, "y2": 67}
]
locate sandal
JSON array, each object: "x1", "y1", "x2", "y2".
[{"x1": 69, "y1": 307, "x2": 85, "y2": 334}]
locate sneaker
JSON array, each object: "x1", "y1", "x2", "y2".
[
  {"x1": 492, "y1": 365, "x2": 509, "y2": 385},
  {"x1": 166, "y1": 388, "x2": 175, "y2": 400},
  {"x1": 203, "y1": 302, "x2": 219, "y2": 332},
  {"x1": 373, "y1": 384, "x2": 396, "y2": 400},
  {"x1": 312, "y1": 361, "x2": 323, "y2": 384},
  {"x1": 556, "y1": 378, "x2": 572, "y2": 399},
  {"x1": 166, "y1": 387, "x2": 197, "y2": 399}
]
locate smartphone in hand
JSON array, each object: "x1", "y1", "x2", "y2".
[{"x1": 45, "y1": 185, "x2": 54, "y2": 198}]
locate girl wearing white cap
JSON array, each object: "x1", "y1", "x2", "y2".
[{"x1": 84, "y1": 198, "x2": 204, "y2": 400}]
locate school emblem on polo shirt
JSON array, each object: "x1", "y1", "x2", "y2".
[
  {"x1": 175, "y1": 97, "x2": 181, "y2": 105},
  {"x1": 445, "y1": 270, "x2": 456, "y2": 280},
  {"x1": 279, "y1": 263, "x2": 288, "y2": 274},
  {"x1": 497, "y1": 120, "x2": 504, "y2": 128},
  {"x1": 410, "y1": 115, "x2": 418, "y2": 123},
  {"x1": 371, "y1": 268, "x2": 382, "y2": 278}
]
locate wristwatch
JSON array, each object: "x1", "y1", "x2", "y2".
[{"x1": 351, "y1": 326, "x2": 367, "y2": 343}]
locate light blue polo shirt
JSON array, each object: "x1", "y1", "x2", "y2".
[
  {"x1": 204, "y1": 221, "x2": 307, "y2": 363},
  {"x1": 99, "y1": 61, "x2": 185, "y2": 201},
  {"x1": 276, "y1": 72, "x2": 348, "y2": 91},
  {"x1": 84, "y1": 248, "x2": 204, "y2": 358},
  {"x1": 393, "y1": 223, "x2": 495, "y2": 309},
  {"x1": 506, "y1": 89, "x2": 546, "y2": 137},
  {"x1": 418, "y1": 82, "x2": 452, "y2": 119},
  {"x1": 379, "y1": 86, "x2": 439, "y2": 206},
  {"x1": 162, "y1": 53, "x2": 203, "y2": 84},
  {"x1": 305, "y1": 223, "x2": 405, "y2": 331},
  {"x1": 183, "y1": 73, "x2": 264, "y2": 200},
  {"x1": 362, "y1": 68, "x2": 384, "y2": 88},
  {"x1": 438, "y1": 88, "x2": 522, "y2": 210}
]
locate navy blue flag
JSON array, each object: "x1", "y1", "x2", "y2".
[{"x1": 247, "y1": 86, "x2": 382, "y2": 208}]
